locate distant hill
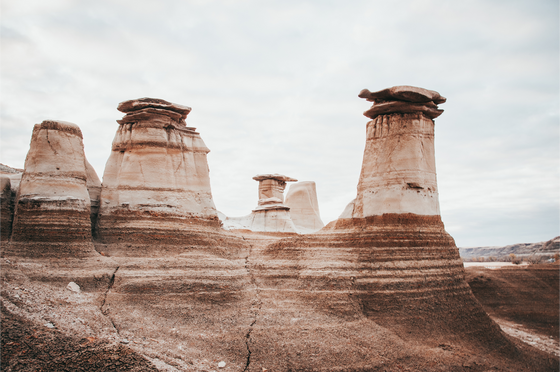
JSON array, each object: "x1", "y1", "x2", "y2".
[
  {"x1": 0, "y1": 163, "x2": 23, "y2": 174},
  {"x1": 459, "y1": 236, "x2": 560, "y2": 259}
]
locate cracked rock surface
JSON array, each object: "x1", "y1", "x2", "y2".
[{"x1": 2, "y1": 224, "x2": 558, "y2": 371}]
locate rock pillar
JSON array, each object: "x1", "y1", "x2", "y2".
[
  {"x1": 248, "y1": 174, "x2": 298, "y2": 232},
  {"x1": 284, "y1": 181, "x2": 324, "y2": 232},
  {"x1": 10, "y1": 120, "x2": 93, "y2": 243},
  {"x1": 352, "y1": 85, "x2": 446, "y2": 218},
  {"x1": 96, "y1": 98, "x2": 220, "y2": 244}
]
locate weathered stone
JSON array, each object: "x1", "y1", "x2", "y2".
[
  {"x1": 284, "y1": 181, "x2": 324, "y2": 233},
  {"x1": 359, "y1": 86, "x2": 446, "y2": 104},
  {"x1": 10, "y1": 120, "x2": 93, "y2": 245},
  {"x1": 117, "y1": 97, "x2": 191, "y2": 118},
  {"x1": 96, "y1": 98, "x2": 220, "y2": 244},
  {"x1": 352, "y1": 110, "x2": 442, "y2": 218},
  {"x1": 1, "y1": 176, "x2": 14, "y2": 241},
  {"x1": 85, "y1": 159, "x2": 101, "y2": 233},
  {"x1": 249, "y1": 174, "x2": 298, "y2": 232},
  {"x1": 252, "y1": 174, "x2": 297, "y2": 209},
  {"x1": 66, "y1": 282, "x2": 81, "y2": 293},
  {"x1": 359, "y1": 85, "x2": 446, "y2": 120},
  {"x1": 219, "y1": 174, "x2": 299, "y2": 233}
]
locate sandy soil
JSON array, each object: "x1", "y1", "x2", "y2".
[{"x1": 464, "y1": 264, "x2": 559, "y2": 357}]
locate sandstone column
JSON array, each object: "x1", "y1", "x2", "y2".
[
  {"x1": 248, "y1": 174, "x2": 298, "y2": 232},
  {"x1": 96, "y1": 98, "x2": 220, "y2": 244},
  {"x1": 10, "y1": 120, "x2": 95, "y2": 249},
  {"x1": 284, "y1": 181, "x2": 324, "y2": 232},
  {"x1": 246, "y1": 87, "x2": 519, "y2": 370},
  {"x1": 352, "y1": 85, "x2": 446, "y2": 218}
]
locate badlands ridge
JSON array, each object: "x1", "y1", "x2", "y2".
[{"x1": 1, "y1": 87, "x2": 557, "y2": 371}]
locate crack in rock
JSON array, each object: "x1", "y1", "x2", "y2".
[
  {"x1": 243, "y1": 239, "x2": 262, "y2": 372},
  {"x1": 45, "y1": 129, "x2": 59, "y2": 155},
  {"x1": 100, "y1": 266, "x2": 120, "y2": 334}
]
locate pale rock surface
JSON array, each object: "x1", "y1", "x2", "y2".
[
  {"x1": 284, "y1": 181, "x2": 324, "y2": 233},
  {"x1": 66, "y1": 281, "x2": 81, "y2": 293},
  {"x1": 247, "y1": 174, "x2": 297, "y2": 232},
  {"x1": 338, "y1": 198, "x2": 355, "y2": 219},
  {"x1": 219, "y1": 174, "x2": 299, "y2": 233},
  {"x1": 10, "y1": 120, "x2": 94, "y2": 244},
  {"x1": 351, "y1": 85, "x2": 445, "y2": 218},
  {"x1": 97, "y1": 98, "x2": 220, "y2": 243}
]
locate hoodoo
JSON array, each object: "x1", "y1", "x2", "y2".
[
  {"x1": 10, "y1": 121, "x2": 94, "y2": 245},
  {"x1": 249, "y1": 174, "x2": 298, "y2": 232},
  {"x1": 96, "y1": 98, "x2": 220, "y2": 244},
  {"x1": 243, "y1": 86, "x2": 536, "y2": 370},
  {"x1": 284, "y1": 181, "x2": 324, "y2": 232},
  {"x1": 352, "y1": 85, "x2": 444, "y2": 217}
]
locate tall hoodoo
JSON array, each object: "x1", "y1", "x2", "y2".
[
  {"x1": 246, "y1": 87, "x2": 523, "y2": 370},
  {"x1": 96, "y1": 98, "x2": 220, "y2": 243},
  {"x1": 352, "y1": 86, "x2": 445, "y2": 217},
  {"x1": 10, "y1": 120, "x2": 94, "y2": 244}
]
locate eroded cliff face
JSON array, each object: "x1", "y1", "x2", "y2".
[{"x1": 96, "y1": 98, "x2": 220, "y2": 244}]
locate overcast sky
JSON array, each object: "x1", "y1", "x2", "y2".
[{"x1": 1, "y1": 0, "x2": 558, "y2": 247}]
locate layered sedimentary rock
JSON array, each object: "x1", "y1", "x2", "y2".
[
  {"x1": 238, "y1": 86, "x2": 527, "y2": 370},
  {"x1": 1, "y1": 176, "x2": 14, "y2": 241},
  {"x1": 284, "y1": 181, "x2": 324, "y2": 232},
  {"x1": 96, "y1": 98, "x2": 220, "y2": 243},
  {"x1": 10, "y1": 121, "x2": 93, "y2": 245},
  {"x1": 249, "y1": 174, "x2": 298, "y2": 232},
  {"x1": 221, "y1": 174, "x2": 299, "y2": 233}
]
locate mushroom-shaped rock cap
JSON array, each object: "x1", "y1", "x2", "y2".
[
  {"x1": 359, "y1": 86, "x2": 446, "y2": 105},
  {"x1": 118, "y1": 98, "x2": 192, "y2": 119},
  {"x1": 253, "y1": 174, "x2": 298, "y2": 182}
]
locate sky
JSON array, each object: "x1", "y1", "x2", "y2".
[{"x1": 1, "y1": 0, "x2": 558, "y2": 247}]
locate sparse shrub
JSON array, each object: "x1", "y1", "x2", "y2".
[
  {"x1": 509, "y1": 253, "x2": 516, "y2": 262},
  {"x1": 512, "y1": 257, "x2": 522, "y2": 265},
  {"x1": 488, "y1": 256, "x2": 497, "y2": 262},
  {"x1": 526, "y1": 255, "x2": 542, "y2": 264},
  {"x1": 554, "y1": 253, "x2": 560, "y2": 262}
]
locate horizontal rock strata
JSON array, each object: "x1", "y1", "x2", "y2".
[
  {"x1": 242, "y1": 214, "x2": 523, "y2": 370},
  {"x1": 353, "y1": 86, "x2": 445, "y2": 218},
  {"x1": 96, "y1": 98, "x2": 220, "y2": 244},
  {"x1": 10, "y1": 121, "x2": 93, "y2": 247}
]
